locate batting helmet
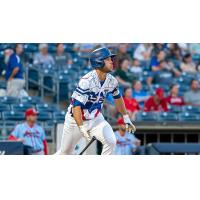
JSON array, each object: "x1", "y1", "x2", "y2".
[{"x1": 90, "y1": 47, "x2": 116, "y2": 68}]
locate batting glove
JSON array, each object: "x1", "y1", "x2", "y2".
[
  {"x1": 79, "y1": 125, "x2": 91, "y2": 141},
  {"x1": 123, "y1": 114, "x2": 136, "y2": 133}
]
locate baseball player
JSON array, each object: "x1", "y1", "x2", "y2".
[
  {"x1": 56, "y1": 47, "x2": 136, "y2": 155},
  {"x1": 8, "y1": 108, "x2": 48, "y2": 155}
]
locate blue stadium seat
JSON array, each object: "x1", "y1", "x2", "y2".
[
  {"x1": 28, "y1": 67, "x2": 39, "y2": 89},
  {"x1": 2, "y1": 111, "x2": 24, "y2": 121},
  {"x1": 20, "y1": 96, "x2": 43, "y2": 104},
  {"x1": 136, "y1": 112, "x2": 158, "y2": 122},
  {"x1": 158, "y1": 112, "x2": 178, "y2": 121},
  {"x1": 0, "y1": 104, "x2": 10, "y2": 112},
  {"x1": 179, "y1": 112, "x2": 199, "y2": 121},
  {"x1": 11, "y1": 103, "x2": 34, "y2": 112},
  {"x1": 53, "y1": 111, "x2": 66, "y2": 123},
  {"x1": 36, "y1": 103, "x2": 59, "y2": 113},
  {"x1": 183, "y1": 105, "x2": 200, "y2": 113},
  {"x1": 168, "y1": 105, "x2": 183, "y2": 113},
  {"x1": 0, "y1": 96, "x2": 20, "y2": 104},
  {"x1": 37, "y1": 112, "x2": 52, "y2": 121},
  {"x1": 0, "y1": 80, "x2": 6, "y2": 89}
]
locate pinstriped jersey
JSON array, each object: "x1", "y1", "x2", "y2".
[{"x1": 67, "y1": 70, "x2": 121, "y2": 120}]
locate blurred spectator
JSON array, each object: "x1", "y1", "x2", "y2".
[
  {"x1": 114, "y1": 58, "x2": 133, "y2": 87},
  {"x1": 147, "y1": 60, "x2": 181, "y2": 86},
  {"x1": 114, "y1": 118, "x2": 141, "y2": 155},
  {"x1": 151, "y1": 43, "x2": 167, "y2": 55},
  {"x1": 129, "y1": 58, "x2": 143, "y2": 77},
  {"x1": 189, "y1": 44, "x2": 200, "y2": 55},
  {"x1": 0, "y1": 48, "x2": 13, "y2": 76},
  {"x1": 166, "y1": 84, "x2": 184, "y2": 106},
  {"x1": 73, "y1": 43, "x2": 98, "y2": 52},
  {"x1": 167, "y1": 43, "x2": 183, "y2": 61},
  {"x1": 184, "y1": 79, "x2": 200, "y2": 106},
  {"x1": 6, "y1": 44, "x2": 26, "y2": 97},
  {"x1": 149, "y1": 50, "x2": 166, "y2": 71},
  {"x1": 116, "y1": 43, "x2": 132, "y2": 66},
  {"x1": 133, "y1": 43, "x2": 153, "y2": 61},
  {"x1": 144, "y1": 88, "x2": 168, "y2": 112},
  {"x1": 8, "y1": 108, "x2": 48, "y2": 155},
  {"x1": 180, "y1": 53, "x2": 196, "y2": 73},
  {"x1": 33, "y1": 43, "x2": 55, "y2": 66},
  {"x1": 132, "y1": 80, "x2": 149, "y2": 107},
  {"x1": 54, "y1": 43, "x2": 73, "y2": 69},
  {"x1": 123, "y1": 87, "x2": 140, "y2": 120}
]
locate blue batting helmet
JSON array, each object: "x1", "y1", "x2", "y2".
[{"x1": 90, "y1": 47, "x2": 116, "y2": 68}]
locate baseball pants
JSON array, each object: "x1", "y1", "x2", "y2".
[
  {"x1": 56, "y1": 113, "x2": 116, "y2": 155},
  {"x1": 7, "y1": 78, "x2": 25, "y2": 97}
]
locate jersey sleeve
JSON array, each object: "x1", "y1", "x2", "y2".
[
  {"x1": 71, "y1": 78, "x2": 90, "y2": 105},
  {"x1": 40, "y1": 127, "x2": 46, "y2": 141},
  {"x1": 110, "y1": 77, "x2": 122, "y2": 99},
  {"x1": 10, "y1": 125, "x2": 20, "y2": 138}
]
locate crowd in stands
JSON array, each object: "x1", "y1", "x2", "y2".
[{"x1": 1, "y1": 43, "x2": 200, "y2": 124}]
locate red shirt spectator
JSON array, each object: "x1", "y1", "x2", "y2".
[
  {"x1": 123, "y1": 97, "x2": 140, "y2": 112},
  {"x1": 166, "y1": 84, "x2": 184, "y2": 106},
  {"x1": 123, "y1": 88, "x2": 140, "y2": 112},
  {"x1": 144, "y1": 88, "x2": 168, "y2": 112}
]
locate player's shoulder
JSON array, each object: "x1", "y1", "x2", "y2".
[
  {"x1": 106, "y1": 73, "x2": 118, "y2": 87},
  {"x1": 14, "y1": 122, "x2": 25, "y2": 130},
  {"x1": 34, "y1": 123, "x2": 44, "y2": 130},
  {"x1": 78, "y1": 70, "x2": 95, "y2": 89}
]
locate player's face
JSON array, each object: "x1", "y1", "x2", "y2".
[
  {"x1": 103, "y1": 57, "x2": 114, "y2": 72},
  {"x1": 27, "y1": 115, "x2": 37, "y2": 124},
  {"x1": 119, "y1": 124, "x2": 126, "y2": 133}
]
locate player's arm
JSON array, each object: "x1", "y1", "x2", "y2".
[
  {"x1": 72, "y1": 105, "x2": 91, "y2": 141},
  {"x1": 72, "y1": 106, "x2": 83, "y2": 126},
  {"x1": 114, "y1": 96, "x2": 128, "y2": 115},
  {"x1": 71, "y1": 76, "x2": 91, "y2": 141},
  {"x1": 114, "y1": 97, "x2": 136, "y2": 133},
  {"x1": 111, "y1": 80, "x2": 136, "y2": 133}
]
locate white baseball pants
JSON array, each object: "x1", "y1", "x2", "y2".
[{"x1": 56, "y1": 113, "x2": 116, "y2": 155}]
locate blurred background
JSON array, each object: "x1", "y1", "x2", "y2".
[{"x1": 1, "y1": 43, "x2": 200, "y2": 155}]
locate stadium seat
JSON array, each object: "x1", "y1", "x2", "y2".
[
  {"x1": 182, "y1": 105, "x2": 200, "y2": 113},
  {"x1": 179, "y1": 112, "x2": 199, "y2": 121},
  {"x1": 168, "y1": 105, "x2": 183, "y2": 113},
  {"x1": 37, "y1": 112, "x2": 52, "y2": 121},
  {"x1": 158, "y1": 112, "x2": 178, "y2": 121},
  {"x1": 2, "y1": 111, "x2": 24, "y2": 121},
  {"x1": 135, "y1": 112, "x2": 158, "y2": 122},
  {"x1": 11, "y1": 103, "x2": 34, "y2": 112},
  {"x1": 0, "y1": 104, "x2": 10, "y2": 112},
  {"x1": 36, "y1": 103, "x2": 59, "y2": 113},
  {"x1": 53, "y1": 111, "x2": 66, "y2": 123},
  {"x1": 0, "y1": 80, "x2": 6, "y2": 89},
  {"x1": 0, "y1": 96, "x2": 20, "y2": 104},
  {"x1": 20, "y1": 96, "x2": 43, "y2": 104}
]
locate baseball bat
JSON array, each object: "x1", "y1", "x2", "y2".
[{"x1": 79, "y1": 136, "x2": 97, "y2": 155}]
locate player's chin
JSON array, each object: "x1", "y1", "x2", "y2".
[{"x1": 108, "y1": 65, "x2": 114, "y2": 72}]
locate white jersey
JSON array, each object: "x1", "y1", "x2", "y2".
[{"x1": 67, "y1": 70, "x2": 121, "y2": 120}]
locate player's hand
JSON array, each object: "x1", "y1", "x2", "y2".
[
  {"x1": 123, "y1": 114, "x2": 136, "y2": 133},
  {"x1": 79, "y1": 125, "x2": 91, "y2": 141}
]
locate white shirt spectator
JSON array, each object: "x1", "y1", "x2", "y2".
[{"x1": 134, "y1": 44, "x2": 153, "y2": 61}]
